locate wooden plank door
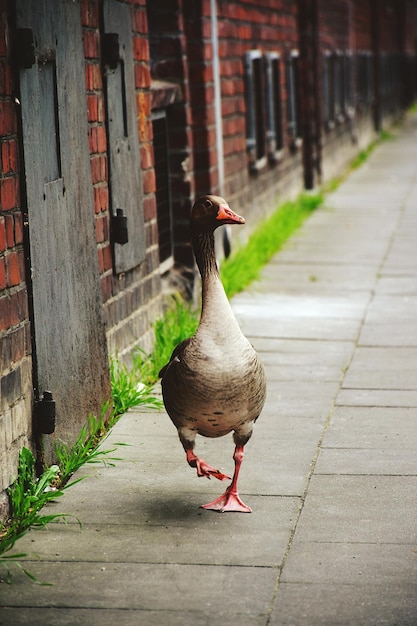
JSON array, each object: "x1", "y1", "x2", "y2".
[
  {"x1": 16, "y1": 0, "x2": 110, "y2": 462},
  {"x1": 103, "y1": 0, "x2": 146, "y2": 273}
]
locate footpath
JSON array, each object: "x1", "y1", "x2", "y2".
[{"x1": 1, "y1": 113, "x2": 416, "y2": 625}]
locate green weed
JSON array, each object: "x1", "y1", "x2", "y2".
[
  {"x1": 54, "y1": 409, "x2": 126, "y2": 483},
  {"x1": 0, "y1": 447, "x2": 79, "y2": 584},
  {"x1": 133, "y1": 296, "x2": 199, "y2": 386},
  {"x1": 110, "y1": 356, "x2": 163, "y2": 416}
]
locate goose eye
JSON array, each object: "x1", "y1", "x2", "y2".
[{"x1": 203, "y1": 199, "x2": 212, "y2": 208}]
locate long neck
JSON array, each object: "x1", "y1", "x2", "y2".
[
  {"x1": 192, "y1": 230, "x2": 238, "y2": 330},
  {"x1": 192, "y1": 231, "x2": 218, "y2": 281}
]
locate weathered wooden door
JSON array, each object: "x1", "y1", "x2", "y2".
[
  {"x1": 16, "y1": 0, "x2": 110, "y2": 462},
  {"x1": 103, "y1": 0, "x2": 146, "y2": 273}
]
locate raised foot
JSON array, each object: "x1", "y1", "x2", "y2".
[
  {"x1": 186, "y1": 451, "x2": 230, "y2": 481},
  {"x1": 200, "y1": 489, "x2": 252, "y2": 513},
  {"x1": 195, "y1": 459, "x2": 230, "y2": 481}
]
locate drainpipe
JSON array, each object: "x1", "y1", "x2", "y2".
[
  {"x1": 210, "y1": 0, "x2": 224, "y2": 196},
  {"x1": 210, "y1": 0, "x2": 231, "y2": 257},
  {"x1": 370, "y1": 0, "x2": 381, "y2": 131}
]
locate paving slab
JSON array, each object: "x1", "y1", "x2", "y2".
[
  {"x1": 336, "y1": 388, "x2": 417, "y2": 407},
  {"x1": 1, "y1": 561, "x2": 277, "y2": 614},
  {"x1": 319, "y1": 406, "x2": 417, "y2": 449},
  {"x1": 280, "y1": 541, "x2": 417, "y2": 585},
  {"x1": 315, "y1": 447, "x2": 417, "y2": 475},
  {"x1": 270, "y1": 582, "x2": 417, "y2": 626},
  {"x1": 293, "y1": 475, "x2": 417, "y2": 544}
]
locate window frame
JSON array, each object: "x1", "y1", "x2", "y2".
[
  {"x1": 286, "y1": 49, "x2": 302, "y2": 149},
  {"x1": 244, "y1": 49, "x2": 267, "y2": 171},
  {"x1": 265, "y1": 51, "x2": 284, "y2": 162}
]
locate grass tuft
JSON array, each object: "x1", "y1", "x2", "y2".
[
  {"x1": 0, "y1": 447, "x2": 80, "y2": 584},
  {"x1": 132, "y1": 296, "x2": 200, "y2": 386}
]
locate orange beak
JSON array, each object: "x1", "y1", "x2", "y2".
[{"x1": 216, "y1": 204, "x2": 246, "y2": 225}]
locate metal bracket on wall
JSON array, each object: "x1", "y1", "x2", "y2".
[
  {"x1": 111, "y1": 208, "x2": 128, "y2": 245},
  {"x1": 34, "y1": 390, "x2": 56, "y2": 435},
  {"x1": 102, "y1": 33, "x2": 120, "y2": 70},
  {"x1": 15, "y1": 28, "x2": 35, "y2": 68}
]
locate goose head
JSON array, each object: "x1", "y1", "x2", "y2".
[{"x1": 190, "y1": 195, "x2": 245, "y2": 234}]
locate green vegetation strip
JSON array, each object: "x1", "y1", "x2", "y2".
[{"x1": 221, "y1": 192, "x2": 323, "y2": 298}]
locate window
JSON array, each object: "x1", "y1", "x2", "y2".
[
  {"x1": 343, "y1": 51, "x2": 355, "y2": 116},
  {"x1": 324, "y1": 51, "x2": 354, "y2": 128},
  {"x1": 333, "y1": 51, "x2": 344, "y2": 122},
  {"x1": 357, "y1": 51, "x2": 374, "y2": 108},
  {"x1": 265, "y1": 52, "x2": 284, "y2": 161},
  {"x1": 286, "y1": 50, "x2": 301, "y2": 148},
  {"x1": 244, "y1": 50, "x2": 267, "y2": 170},
  {"x1": 323, "y1": 51, "x2": 335, "y2": 128}
]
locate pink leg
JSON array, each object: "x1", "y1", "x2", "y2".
[
  {"x1": 186, "y1": 449, "x2": 230, "y2": 481},
  {"x1": 200, "y1": 446, "x2": 252, "y2": 513}
]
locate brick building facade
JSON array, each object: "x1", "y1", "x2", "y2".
[{"x1": 0, "y1": 0, "x2": 416, "y2": 512}]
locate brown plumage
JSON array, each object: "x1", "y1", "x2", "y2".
[{"x1": 159, "y1": 195, "x2": 266, "y2": 512}]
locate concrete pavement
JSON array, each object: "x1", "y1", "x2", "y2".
[{"x1": 1, "y1": 113, "x2": 417, "y2": 625}]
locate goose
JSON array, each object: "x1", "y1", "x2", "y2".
[{"x1": 159, "y1": 195, "x2": 266, "y2": 512}]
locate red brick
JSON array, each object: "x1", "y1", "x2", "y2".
[
  {"x1": 14, "y1": 212, "x2": 23, "y2": 245},
  {"x1": 10, "y1": 325, "x2": 25, "y2": 362},
  {"x1": 0, "y1": 216, "x2": 5, "y2": 252},
  {"x1": 18, "y1": 249, "x2": 25, "y2": 285},
  {"x1": 97, "y1": 94, "x2": 105, "y2": 123},
  {"x1": 0, "y1": 100, "x2": 16, "y2": 135},
  {"x1": 0, "y1": 295, "x2": 11, "y2": 331},
  {"x1": 93, "y1": 185, "x2": 109, "y2": 214},
  {"x1": 97, "y1": 246, "x2": 104, "y2": 273},
  {"x1": 4, "y1": 213, "x2": 13, "y2": 246},
  {"x1": 0, "y1": 256, "x2": 6, "y2": 289},
  {"x1": 83, "y1": 30, "x2": 99, "y2": 59},
  {"x1": 16, "y1": 287, "x2": 28, "y2": 322},
  {"x1": 81, "y1": 0, "x2": 99, "y2": 28},
  {"x1": 143, "y1": 195, "x2": 156, "y2": 221},
  {"x1": 134, "y1": 63, "x2": 151, "y2": 89},
  {"x1": 90, "y1": 154, "x2": 107, "y2": 184},
  {"x1": 88, "y1": 125, "x2": 106, "y2": 155},
  {"x1": 132, "y1": 7, "x2": 148, "y2": 34},
  {"x1": 95, "y1": 215, "x2": 107, "y2": 243},
  {"x1": 133, "y1": 35, "x2": 150, "y2": 62},
  {"x1": 1, "y1": 139, "x2": 17, "y2": 174},
  {"x1": 87, "y1": 94, "x2": 99, "y2": 122},
  {"x1": 140, "y1": 143, "x2": 154, "y2": 170},
  {"x1": 88, "y1": 127, "x2": 97, "y2": 154},
  {"x1": 5, "y1": 250, "x2": 20, "y2": 286},
  {"x1": 85, "y1": 61, "x2": 101, "y2": 90},
  {"x1": 95, "y1": 184, "x2": 109, "y2": 213},
  {"x1": 142, "y1": 169, "x2": 155, "y2": 194},
  {"x1": 100, "y1": 273, "x2": 112, "y2": 302},
  {"x1": 0, "y1": 176, "x2": 19, "y2": 210},
  {"x1": 96, "y1": 125, "x2": 107, "y2": 153},
  {"x1": 102, "y1": 243, "x2": 112, "y2": 272}
]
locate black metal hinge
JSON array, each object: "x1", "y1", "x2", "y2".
[
  {"x1": 15, "y1": 28, "x2": 35, "y2": 69},
  {"x1": 102, "y1": 33, "x2": 120, "y2": 70},
  {"x1": 111, "y1": 208, "x2": 128, "y2": 245},
  {"x1": 35, "y1": 390, "x2": 56, "y2": 435}
]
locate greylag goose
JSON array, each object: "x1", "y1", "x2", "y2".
[{"x1": 159, "y1": 195, "x2": 266, "y2": 512}]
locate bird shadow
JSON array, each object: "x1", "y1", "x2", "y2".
[{"x1": 141, "y1": 494, "x2": 218, "y2": 524}]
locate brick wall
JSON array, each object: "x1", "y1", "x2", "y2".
[
  {"x1": 0, "y1": 0, "x2": 33, "y2": 501},
  {"x1": 216, "y1": 0, "x2": 304, "y2": 227},
  {"x1": 147, "y1": 0, "x2": 196, "y2": 269}
]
